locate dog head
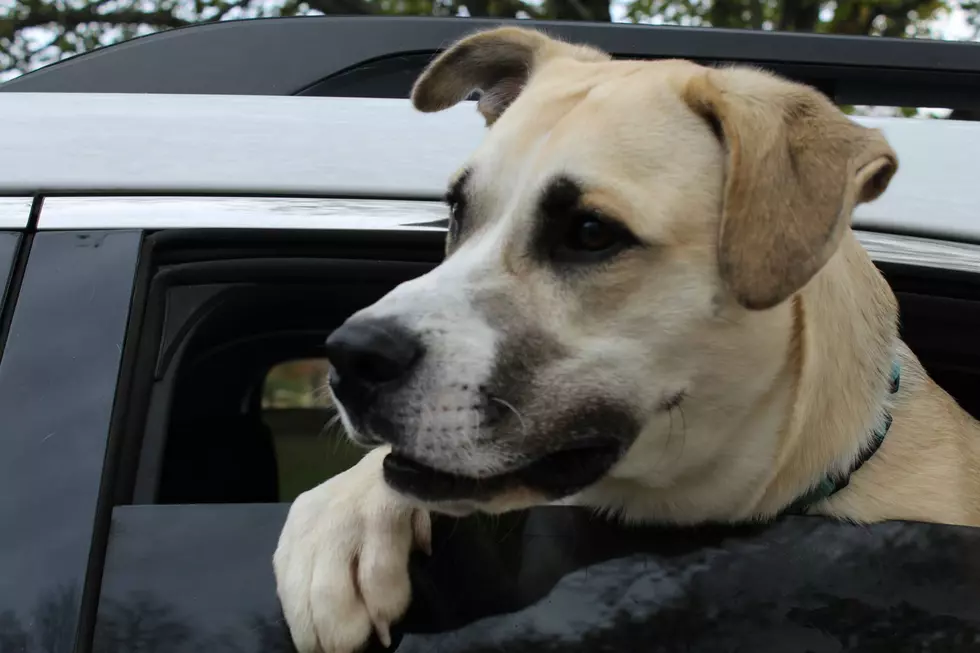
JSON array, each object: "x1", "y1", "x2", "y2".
[{"x1": 325, "y1": 27, "x2": 897, "y2": 516}]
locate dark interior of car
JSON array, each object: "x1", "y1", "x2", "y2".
[
  {"x1": 884, "y1": 262, "x2": 980, "y2": 421},
  {"x1": 114, "y1": 229, "x2": 440, "y2": 506}
]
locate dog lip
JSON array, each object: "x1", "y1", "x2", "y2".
[
  {"x1": 382, "y1": 453, "x2": 506, "y2": 503},
  {"x1": 382, "y1": 438, "x2": 623, "y2": 504}
]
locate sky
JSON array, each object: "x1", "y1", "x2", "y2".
[{"x1": 930, "y1": 2, "x2": 979, "y2": 39}]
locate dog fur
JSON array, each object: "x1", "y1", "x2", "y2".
[{"x1": 273, "y1": 26, "x2": 980, "y2": 653}]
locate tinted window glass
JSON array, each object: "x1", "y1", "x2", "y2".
[
  {"x1": 0, "y1": 230, "x2": 141, "y2": 652},
  {"x1": 94, "y1": 505, "x2": 980, "y2": 653},
  {"x1": 263, "y1": 358, "x2": 364, "y2": 501}
]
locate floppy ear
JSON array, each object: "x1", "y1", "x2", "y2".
[
  {"x1": 683, "y1": 67, "x2": 898, "y2": 310},
  {"x1": 411, "y1": 26, "x2": 609, "y2": 126}
]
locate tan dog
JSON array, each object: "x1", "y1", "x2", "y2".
[{"x1": 273, "y1": 26, "x2": 980, "y2": 653}]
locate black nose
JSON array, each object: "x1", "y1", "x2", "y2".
[{"x1": 325, "y1": 318, "x2": 422, "y2": 405}]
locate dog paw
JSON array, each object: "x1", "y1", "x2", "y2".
[{"x1": 273, "y1": 447, "x2": 432, "y2": 653}]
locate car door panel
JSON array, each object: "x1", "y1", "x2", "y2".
[
  {"x1": 94, "y1": 504, "x2": 290, "y2": 653},
  {"x1": 93, "y1": 503, "x2": 980, "y2": 653}
]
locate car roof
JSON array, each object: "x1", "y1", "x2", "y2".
[{"x1": 0, "y1": 91, "x2": 976, "y2": 242}]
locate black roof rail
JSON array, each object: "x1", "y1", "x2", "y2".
[{"x1": 2, "y1": 16, "x2": 979, "y2": 111}]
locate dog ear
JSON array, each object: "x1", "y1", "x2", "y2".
[
  {"x1": 411, "y1": 26, "x2": 609, "y2": 126},
  {"x1": 683, "y1": 67, "x2": 898, "y2": 311}
]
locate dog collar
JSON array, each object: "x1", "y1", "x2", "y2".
[{"x1": 783, "y1": 359, "x2": 901, "y2": 516}]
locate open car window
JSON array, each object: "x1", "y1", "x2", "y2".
[{"x1": 262, "y1": 359, "x2": 362, "y2": 501}]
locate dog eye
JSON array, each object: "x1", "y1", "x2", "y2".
[
  {"x1": 554, "y1": 213, "x2": 637, "y2": 262},
  {"x1": 573, "y1": 218, "x2": 615, "y2": 250}
]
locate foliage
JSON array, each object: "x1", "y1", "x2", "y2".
[
  {"x1": 263, "y1": 358, "x2": 332, "y2": 409},
  {"x1": 626, "y1": 0, "x2": 959, "y2": 36},
  {"x1": 2, "y1": 0, "x2": 976, "y2": 82}
]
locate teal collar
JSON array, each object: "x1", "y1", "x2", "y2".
[{"x1": 784, "y1": 360, "x2": 901, "y2": 516}]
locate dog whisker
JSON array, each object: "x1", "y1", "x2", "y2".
[
  {"x1": 320, "y1": 410, "x2": 344, "y2": 437},
  {"x1": 313, "y1": 381, "x2": 334, "y2": 405},
  {"x1": 674, "y1": 404, "x2": 688, "y2": 466},
  {"x1": 655, "y1": 400, "x2": 688, "y2": 476},
  {"x1": 489, "y1": 395, "x2": 528, "y2": 438},
  {"x1": 667, "y1": 405, "x2": 687, "y2": 466},
  {"x1": 663, "y1": 406, "x2": 676, "y2": 471}
]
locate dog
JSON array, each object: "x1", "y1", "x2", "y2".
[{"x1": 272, "y1": 26, "x2": 980, "y2": 653}]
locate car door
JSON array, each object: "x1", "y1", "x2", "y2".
[{"x1": 18, "y1": 194, "x2": 979, "y2": 653}]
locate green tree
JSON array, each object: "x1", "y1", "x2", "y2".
[
  {"x1": 626, "y1": 0, "x2": 967, "y2": 36},
  {"x1": 1, "y1": 0, "x2": 977, "y2": 112}
]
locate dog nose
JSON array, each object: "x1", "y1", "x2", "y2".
[{"x1": 325, "y1": 318, "x2": 422, "y2": 400}]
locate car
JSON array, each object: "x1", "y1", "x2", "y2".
[{"x1": 1, "y1": 15, "x2": 980, "y2": 653}]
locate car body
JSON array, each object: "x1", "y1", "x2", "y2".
[{"x1": 1, "y1": 16, "x2": 980, "y2": 653}]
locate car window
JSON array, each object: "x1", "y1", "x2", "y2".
[
  {"x1": 262, "y1": 359, "x2": 332, "y2": 409},
  {"x1": 83, "y1": 201, "x2": 445, "y2": 653},
  {"x1": 263, "y1": 358, "x2": 364, "y2": 501}
]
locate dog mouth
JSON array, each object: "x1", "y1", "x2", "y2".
[{"x1": 381, "y1": 438, "x2": 623, "y2": 503}]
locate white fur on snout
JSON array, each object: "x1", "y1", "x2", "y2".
[
  {"x1": 348, "y1": 220, "x2": 526, "y2": 477},
  {"x1": 273, "y1": 447, "x2": 431, "y2": 653},
  {"x1": 344, "y1": 139, "x2": 551, "y2": 479}
]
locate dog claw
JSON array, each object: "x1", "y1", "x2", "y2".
[{"x1": 373, "y1": 619, "x2": 392, "y2": 648}]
